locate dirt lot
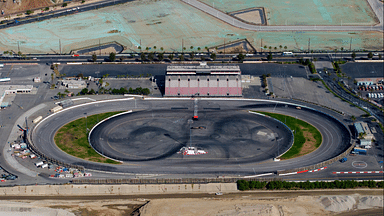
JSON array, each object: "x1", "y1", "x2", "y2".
[
  {"x1": 0, "y1": 189, "x2": 382, "y2": 216},
  {"x1": 0, "y1": 0, "x2": 52, "y2": 15}
]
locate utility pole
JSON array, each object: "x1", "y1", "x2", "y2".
[
  {"x1": 349, "y1": 37, "x2": 352, "y2": 51},
  {"x1": 261, "y1": 39, "x2": 263, "y2": 53},
  {"x1": 59, "y1": 39, "x2": 61, "y2": 54},
  {"x1": 99, "y1": 39, "x2": 101, "y2": 56},
  {"x1": 308, "y1": 38, "x2": 310, "y2": 53},
  {"x1": 17, "y1": 41, "x2": 20, "y2": 54}
]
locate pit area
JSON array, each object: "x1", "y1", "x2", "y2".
[{"x1": 89, "y1": 109, "x2": 292, "y2": 164}]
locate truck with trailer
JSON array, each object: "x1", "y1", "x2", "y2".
[{"x1": 353, "y1": 147, "x2": 367, "y2": 155}]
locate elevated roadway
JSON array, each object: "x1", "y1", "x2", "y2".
[{"x1": 31, "y1": 99, "x2": 351, "y2": 176}]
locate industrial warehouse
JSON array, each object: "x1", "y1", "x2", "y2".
[{"x1": 165, "y1": 63, "x2": 242, "y2": 97}]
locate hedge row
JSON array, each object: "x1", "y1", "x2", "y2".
[{"x1": 237, "y1": 180, "x2": 384, "y2": 191}]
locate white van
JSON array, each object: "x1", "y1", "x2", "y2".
[
  {"x1": 41, "y1": 164, "x2": 48, "y2": 169},
  {"x1": 0, "y1": 64, "x2": 4, "y2": 68},
  {"x1": 368, "y1": 93, "x2": 371, "y2": 98},
  {"x1": 35, "y1": 161, "x2": 44, "y2": 167},
  {"x1": 283, "y1": 52, "x2": 293, "y2": 56}
]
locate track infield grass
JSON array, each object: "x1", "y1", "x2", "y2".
[
  {"x1": 54, "y1": 111, "x2": 124, "y2": 164},
  {"x1": 254, "y1": 111, "x2": 322, "y2": 160}
]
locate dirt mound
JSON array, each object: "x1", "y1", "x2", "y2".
[
  {"x1": 358, "y1": 196, "x2": 383, "y2": 209},
  {"x1": 319, "y1": 196, "x2": 356, "y2": 212}
]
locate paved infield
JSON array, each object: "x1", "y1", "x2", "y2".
[
  {"x1": 89, "y1": 109, "x2": 291, "y2": 163},
  {"x1": 31, "y1": 99, "x2": 351, "y2": 175}
]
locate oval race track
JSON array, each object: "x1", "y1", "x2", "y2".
[{"x1": 31, "y1": 99, "x2": 351, "y2": 175}]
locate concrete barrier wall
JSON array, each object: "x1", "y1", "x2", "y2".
[{"x1": 0, "y1": 183, "x2": 238, "y2": 196}]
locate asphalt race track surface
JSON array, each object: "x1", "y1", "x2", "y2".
[
  {"x1": 31, "y1": 99, "x2": 351, "y2": 175},
  {"x1": 89, "y1": 109, "x2": 292, "y2": 164}
]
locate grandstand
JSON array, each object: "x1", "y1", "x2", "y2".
[{"x1": 165, "y1": 62, "x2": 242, "y2": 97}]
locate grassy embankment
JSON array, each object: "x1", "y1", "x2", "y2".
[
  {"x1": 254, "y1": 111, "x2": 322, "y2": 159},
  {"x1": 54, "y1": 111, "x2": 124, "y2": 164}
]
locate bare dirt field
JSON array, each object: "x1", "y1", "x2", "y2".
[
  {"x1": 231, "y1": 8, "x2": 264, "y2": 25},
  {"x1": 1, "y1": 189, "x2": 382, "y2": 216},
  {"x1": 0, "y1": 0, "x2": 382, "y2": 54},
  {"x1": 0, "y1": 0, "x2": 52, "y2": 15}
]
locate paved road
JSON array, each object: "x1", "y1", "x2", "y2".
[
  {"x1": 31, "y1": 99, "x2": 351, "y2": 175},
  {"x1": 182, "y1": 0, "x2": 384, "y2": 32}
]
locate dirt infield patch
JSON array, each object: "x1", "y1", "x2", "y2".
[{"x1": 230, "y1": 7, "x2": 266, "y2": 25}]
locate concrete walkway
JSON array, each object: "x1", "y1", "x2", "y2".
[{"x1": 181, "y1": 0, "x2": 383, "y2": 32}]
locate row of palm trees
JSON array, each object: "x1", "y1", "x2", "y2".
[{"x1": 137, "y1": 46, "x2": 210, "y2": 53}]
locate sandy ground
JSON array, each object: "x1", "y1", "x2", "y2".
[
  {"x1": 200, "y1": 0, "x2": 378, "y2": 26},
  {"x1": 141, "y1": 194, "x2": 383, "y2": 216},
  {"x1": 233, "y1": 10, "x2": 262, "y2": 25},
  {"x1": 0, "y1": 0, "x2": 382, "y2": 54},
  {"x1": 0, "y1": 190, "x2": 382, "y2": 216},
  {"x1": 0, "y1": 0, "x2": 52, "y2": 15}
]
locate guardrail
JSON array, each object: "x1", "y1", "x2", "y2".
[
  {"x1": 276, "y1": 105, "x2": 353, "y2": 175},
  {"x1": 277, "y1": 142, "x2": 355, "y2": 175},
  {"x1": 26, "y1": 122, "x2": 85, "y2": 172},
  {"x1": 71, "y1": 176, "x2": 282, "y2": 184}
]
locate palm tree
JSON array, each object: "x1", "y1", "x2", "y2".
[
  {"x1": 190, "y1": 46, "x2": 194, "y2": 50},
  {"x1": 197, "y1": 47, "x2": 201, "y2": 51},
  {"x1": 284, "y1": 46, "x2": 287, "y2": 50},
  {"x1": 279, "y1": 45, "x2": 282, "y2": 51},
  {"x1": 160, "y1": 47, "x2": 164, "y2": 51},
  {"x1": 340, "y1": 47, "x2": 344, "y2": 59}
]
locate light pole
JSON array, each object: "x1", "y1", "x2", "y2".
[{"x1": 84, "y1": 113, "x2": 88, "y2": 131}]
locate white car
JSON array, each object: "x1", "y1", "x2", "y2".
[
  {"x1": 245, "y1": 54, "x2": 254, "y2": 57},
  {"x1": 373, "y1": 53, "x2": 379, "y2": 56}
]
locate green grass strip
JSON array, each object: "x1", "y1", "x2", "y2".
[
  {"x1": 254, "y1": 111, "x2": 322, "y2": 159},
  {"x1": 54, "y1": 111, "x2": 124, "y2": 164}
]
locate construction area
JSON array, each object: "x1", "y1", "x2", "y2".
[
  {"x1": 200, "y1": 0, "x2": 378, "y2": 26},
  {"x1": 0, "y1": 0, "x2": 382, "y2": 54}
]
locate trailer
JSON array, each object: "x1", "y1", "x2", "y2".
[
  {"x1": 41, "y1": 164, "x2": 48, "y2": 169},
  {"x1": 50, "y1": 106, "x2": 63, "y2": 113},
  {"x1": 0, "y1": 77, "x2": 10, "y2": 82},
  {"x1": 353, "y1": 147, "x2": 367, "y2": 155},
  {"x1": 32, "y1": 116, "x2": 43, "y2": 124}
]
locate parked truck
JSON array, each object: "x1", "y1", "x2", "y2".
[{"x1": 353, "y1": 147, "x2": 367, "y2": 155}]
